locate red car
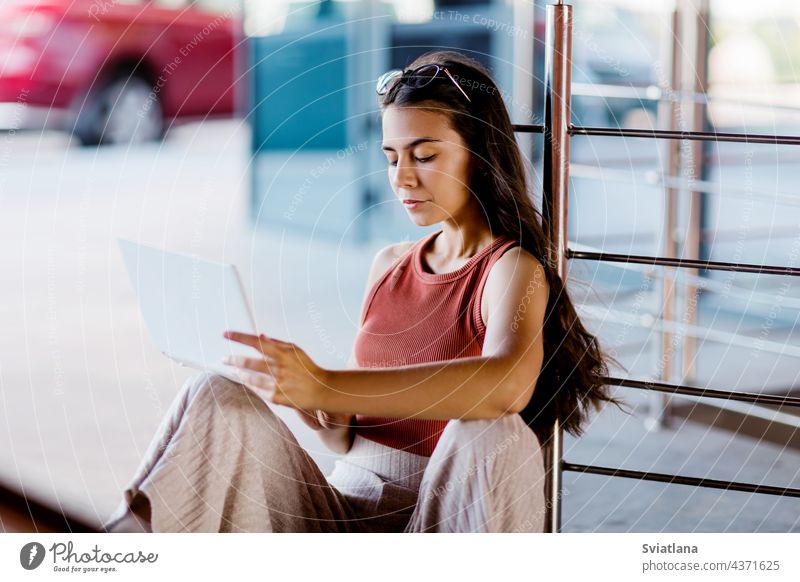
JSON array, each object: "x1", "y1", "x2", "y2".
[{"x1": 0, "y1": 0, "x2": 241, "y2": 145}]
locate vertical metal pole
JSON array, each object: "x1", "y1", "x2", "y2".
[
  {"x1": 682, "y1": 1, "x2": 710, "y2": 384},
  {"x1": 512, "y1": 0, "x2": 536, "y2": 174},
  {"x1": 360, "y1": 0, "x2": 381, "y2": 243},
  {"x1": 651, "y1": 0, "x2": 709, "y2": 429},
  {"x1": 650, "y1": 9, "x2": 682, "y2": 431},
  {"x1": 541, "y1": 0, "x2": 572, "y2": 534}
]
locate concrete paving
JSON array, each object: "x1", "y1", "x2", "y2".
[{"x1": 1, "y1": 120, "x2": 797, "y2": 532}]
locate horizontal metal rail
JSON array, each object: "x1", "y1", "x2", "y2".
[
  {"x1": 571, "y1": 81, "x2": 800, "y2": 115},
  {"x1": 567, "y1": 249, "x2": 800, "y2": 277},
  {"x1": 562, "y1": 462, "x2": 800, "y2": 498},
  {"x1": 573, "y1": 153, "x2": 800, "y2": 168},
  {"x1": 512, "y1": 123, "x2": 545, "y2": 134},
  {"x1": 578, "y1": 304, "x2": 800, "y2": 359},
  {"x1": 672, "y1": 392, "x2": 800, "y2": 431},
  {"x1": 581, "y1": 273, "x2": 800, "y2": 326},
  {"x1": 513, "y1": 122, "x2": 800, "y2": 148},
  {"x1": 571, "y1": 82, "x2": 661, "y2": 102},
  {"x1": 573, "y1": 224, "x2": 800, "y2": 247},
  {"x1": 603, "y1": 376, "x2": 800, "y2": 407},
  {"x1": 569, "y1": 240, "x2": 800, "y2": 312},
  {"x1": 569, "y1": 162, "x2": 800, "y2": 208},
  {"x1": 571, "y1": 125, "x2": 800, "y2": 146},
  {"x1": 697, "y1": 225, "x2": 800, "y2": 242}
]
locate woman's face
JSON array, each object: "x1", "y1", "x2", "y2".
[{"x1": 381, "y1": 104, "x2": 478, "y2": 227}]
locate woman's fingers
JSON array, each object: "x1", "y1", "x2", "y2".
[
  {"x1": 318, "y1": 410, "x2": 353, "y2": 429},
  {"x1": 231, "y1": 369, "x2": 284, "y2": 404},
  {"x1": 233, "y1": 369, "x2": 270, "y2": 388},
  {"x1": 223, "y1": 331, "x2": 284, "y2": 355},
  {"x1": 222, "y1": 355, "x2": 276, "y2": 373},
  {"x1": 295, "y1": 408, "x2": 325, "y2": 430},
  {"x1": 222, "y1": 330, "x2": 324, "y2": 411}
]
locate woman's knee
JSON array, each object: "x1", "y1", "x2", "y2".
[
  {"x1": 414, "y1": 415, "x2": 546, "y2": 532},
  {"x1": 430, "y1": 414, "x2": 544, "y2": 484},
  {"x1": 183, "y1": 371, "x2": 262, "y2": 408},
  {"x1": 181, "y1": 371, "x2": 236, "y2": 400},
  {"x1": 436, "y1": 413, "x2": 534, "y2": 455},
  {"x1": 179, "y1": 371, "x2": 282, "y2": 430}
]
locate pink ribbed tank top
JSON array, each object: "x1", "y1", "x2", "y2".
[{"x1": 352, "y1": 229, "x2": 519, "y2": 457}]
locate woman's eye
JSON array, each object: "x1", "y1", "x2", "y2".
[{"x1": 386, "y1": 155, "x2": 434, "y2": 166}]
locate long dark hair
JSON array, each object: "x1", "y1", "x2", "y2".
[{"x1": 379, "y1": 50, "x2": 627, "y2": 446}]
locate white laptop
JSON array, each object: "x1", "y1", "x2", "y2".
[{"x1": 117, "y1": 238, "x2": 261, "y2": 384}]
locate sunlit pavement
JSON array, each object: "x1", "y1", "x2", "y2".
[{"x1": 1, "y1": 120, "x2": 797, "y2": 532}]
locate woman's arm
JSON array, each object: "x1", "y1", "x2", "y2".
[
  {"x1": 319, "y1": 248, "x2": 549, "y2": 420},
  {"x1": 224, "y1": 249, "x2": 547, "y2": 423},
  {"x1": 322, "y1": 354, "x2": 529, "y2": 420}
]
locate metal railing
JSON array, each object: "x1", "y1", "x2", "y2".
[{"x1": 522, "y1": 1, "x2": 800, "y2": 533}]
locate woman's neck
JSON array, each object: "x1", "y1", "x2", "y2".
[{"x1": 432, "y1": 223, "x2": 497, "y2": 263}]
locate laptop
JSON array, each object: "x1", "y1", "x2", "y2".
[{"x1": 117, "y1": 237, "x2": 260, "y2": 384}]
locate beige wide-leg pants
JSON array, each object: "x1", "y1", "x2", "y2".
[{"x1": 103, "y1": 372, "x2": 547, "y2": 533}]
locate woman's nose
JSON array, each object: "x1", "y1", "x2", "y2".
[{"x1": 394, "y1": 158, "x2": 418, "y2": 189}]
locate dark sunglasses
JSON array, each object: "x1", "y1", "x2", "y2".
[{"x1": 375, "y1": 64, "x2": 471, "y2": 103}]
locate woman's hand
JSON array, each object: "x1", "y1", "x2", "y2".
[
  {"x1": 221, "y1": 331, "x2": 331, "y2": 411},
  {"x1": 294, "y1": 409, "x2": 353, "y2": 431}
]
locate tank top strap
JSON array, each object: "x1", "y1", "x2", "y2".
[
  {"x1": 472, "y1": 236, "x2": 520, "y2": 337},
  {"x1": 489, "y1": 237, "x2": 520, "y2": 264},
  {"x1": 480, "y1": 236, "x2": 520, "y2": 276}
]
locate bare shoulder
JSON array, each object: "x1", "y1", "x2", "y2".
[
  {"x1": 366, "y1": 241, "x2": 415, "y2": 289},
  {"x1": 482, "y1": 245, "x2": 549, "y2": 327},
  {"x1": 495, "y1": 246, "x2": 546, "y2": 278},
  {"x1": 371, "y1": 241, "x2": 415, "y2": 274},
  {"x1": 383, "y1": 240, "x2": 416, "y2": 263}
]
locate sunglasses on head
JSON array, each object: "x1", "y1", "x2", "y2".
[{"x1": 376, "y1": 64, "x2": 472, "y2": 103}]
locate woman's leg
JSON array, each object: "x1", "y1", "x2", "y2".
[
  {"x1": 404, "y1": 414, "x2": 546, "y2": 533},
  {"x1": 104, "y1": 372, "x2": 360, "y2": 532},
  {"x1": 326, "y1": 434, "x2": 429, "y2": 533}
]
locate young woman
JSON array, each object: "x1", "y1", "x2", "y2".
[{"x1": 104, "y1": 50, "x2": 621, "y2": 533}]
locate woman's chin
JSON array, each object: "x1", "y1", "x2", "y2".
[
  {"x1": 405, "y1": 209, "x2": 440, "y2": 228},
  {"x1": 408, "y1": 216, "x2": 435, "y2": 228}
]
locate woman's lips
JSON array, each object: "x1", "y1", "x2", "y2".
[{"x1": 403, "y1": 200, "x2": 427, "y2": 209}]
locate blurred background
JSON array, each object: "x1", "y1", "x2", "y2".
[{"x1": 0, "y1": 0, "x2": 798, "y2": 532}]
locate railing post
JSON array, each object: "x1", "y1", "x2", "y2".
[
  {"x1": 650, "y1": 0, "x2": 711, "y2": 430},
  {"x1": 681, "y1": 0, "x2": 710, "y2": 386},
  {"x1": 541, "y1": 0, "x2": 572, "y2": 534},
  {"x1": 650, "y1": 8, "x2": 682, "y2": 431}
]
